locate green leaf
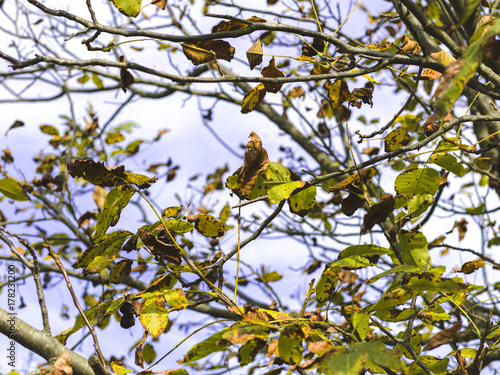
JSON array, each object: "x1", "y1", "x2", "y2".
[
  {"x1": 56, "y1": 300, "x2": 113, "y2": 344},
  {"x1": 352, "y1": 313, "x2": 369, "y2": 340},
  {"x1": 466, "y1": 202, "x2": 485, "y2": 215},
  {"x1": 278, "y1": 325, "x2": 304, "y2": 364},
  {"x1": 353, "y1": 342, "x2": 405, "y2": 371},
  {"x1": 339, "y1": 244, "x2": 392, "y2": 259},
  {"x1": 406, "y1": 194, "x2": 434, "y2": 218},
  {"x1": 39, "y1": 124, "x2": 59, "y2": 136},
  {"x1": 435, "y1": 18, "x2": 500, "y2": 116},
  {"x1": 384, "y1": 127, "x2": 412, "y2": 152},
  {"x1": 0, "y1": 178, "x2": 29, "y2": 201},
  {"x1": 140, "y1": 293, "x2": 169, "y2": 338},
  {"x1": 72, "y1": 230, "x2": 132, "y2": 270},
  {"x1": 219, "y1": 203, "x2": 231, "y2": 223},
  {"x1": 162, "y1": 206, "x2": 184, "y2": 218},
  {"x1": 368, "y1": 264, "x2": 420, "y2": 283},
  {"x1": 395, "y1": 330, "x2": 421, "y2": 359},
  {"x1": 289, "y1": 185, "x2": 316, "y2": 217},
  {"x1": 192, "y1": 214, "x2": 225, "y2": 238},
  {"x1": 261, "y1": 271, "x2": 283, "y2": 282},
  {"x1": 374, "y1": 307, "x2": 417, "y2": 322},
  {"x1": 315, "y1": 267, "x2": 340, "y2": 306},
  {"x1": 402, "y1": 273, "x2": 469, "y2": 292},
  {"x1": 395, "y1": 168, "x2": 440, "y2": 198},
  {"x1": 110, "y1": 0, "x2": 142, "y2": 17},
  {"x1": 268, "y1": 180, "x2": 304, "y2": 203},
  {"x1": 95, "y1": 186, "x2": 135, "y2": 241},
  {"x1": 409, "y1": 355, "x2": 449, "y2": 374},
  {"x1": 398, "y1": 230, "x2": 429, "y2": 268},
  {"x1": 325, "y1": 351, "x2": 367, "y2": 375},
  {"x1": 430, "y1": 152, "x2": 466, "y2": 176},
  {"x1": 143, "y1": 343, "x2": 157, "y2": 364},
  {"x1": 181, "y1": 322, "x2": 247, "y2": 363},
  {"x1": 164, "y1": 219, "x2": 194, "y2": 234},
  {"x1": 238, "y1": 339, "x2": 266, "y2": 366},
  {"x1": 418, "y1": 304, "x2": 450, "y2": 323}
]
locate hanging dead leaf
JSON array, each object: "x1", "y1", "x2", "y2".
[
  {"x1": 261, "y1": 57, "x2": 285, "y2": 93},
  {"x1": 400, "y1": 35, "x2": 421, "y2": 54},
  {"x1": 330, "y1": 167, "x2": 376, "y2": 191},
  {"x1": 341, "y1": 192, "x2": 365, "y2": 217},
  {"x1": 118, "y1": 55, "x2": 134, "y2": 93},
  {"x1": 68, "y1": 159, "x2": 156, "y2": 188},
  {"x1": 93, "y1": 186, "x2": 108, "y2": 211},
  {"x1": 1, "y1": 148, "x2": 13, "y2": 163},
  {"x1": 290, "y1": 86, "x2": 305, "y2": 99},
  {"x1": 151, "y1": 0, "x2": 166, "y2": 10},
  {"x1": 317, "y1": 122, "x2": 330, "y2": 138},
  {"x1": 433, "y1": 59, "x2": 464, "y2": 103},
  {"x1": 338, "y1": 270, "x2": 359, "y2": 284},
  {"x1": 301, "y1": 38, "x2": 325, "y2": 57},
  {"x1": 49, "y1": 352, "x2": 72, "y2": 375},
  {"x1": 361, "y1": 193, "x2": 395, "y2": 234},
  {"x1": 328, "y1": 79, "x2": 350, "y2": 110},
  {"x1": 234, "y1": 132, "x2": 270, "y2": 197},
  {"x1": 138, "y1": 228, "x2": 182, "y2": 265},
  {"x1": 420, "y1": 69, "x2": 442, "y2": 80},
  {"x1": 349, "y1": 84, "x2": 374, "y2": 108},
  {"x1": 135, "y1": 332, "x2": 148, "y2": 368},
  {"x1": 447, "y1": 218, "x2": 468, "y2": 242},
  {"x1": 241, "y1": 83, "x2": 267, "y2": 113},
  {"x1": 246, "y1": 38, "x2": 263, "y2": 70},
  {"x1": 452, "y1": 259, "x2": 485, "y2": 274},
  {"x1": 181, "y1": 40, "x2": 235, "y2": 65},
  {"x1": 362, "y1": 147, "x2": 379, "y2": 156},
  {"x1": 423, "y1": 319, "x2": 462, "y2": 351},
  {"x1": 110, "y1": 259, "x2": 133, "y2": 284},
  {"x1": 455, "y1": 351, "x2": 469, "y2": 375}
]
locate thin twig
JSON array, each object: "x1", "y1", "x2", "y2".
[{"x1": 48, "y1": 246, "x2": 108, "y2": 372}]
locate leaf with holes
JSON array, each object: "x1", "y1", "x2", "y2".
[{"x1": 398, "y1": 230, "x2": 429, "y2": 268}]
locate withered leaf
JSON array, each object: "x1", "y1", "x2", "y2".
[
  {"x1": 138, "y1": 228, "x2": 182, "y2": 265},
  {"x1": 349, "y1": 85, "x2": 374, "y2": 108},
  {"x1": 362, "y1": 147, "x2": 379, "y2": 156},
  {"x1": 246, "y1": 38, "x2": 263, "y2": 70},
  {"x1": 311, "y1": 62, "x2": 331, "y2": 76},
  {"x1": 452, "y1": 259, "x2": 485, "y2": 274},
  {"x1": 433, "y1": 59, "x2": 464, "y2": 103},
  {"x1": 329, "y1": 79, "x2": 350, "y2": 110},
  {"x1": 447, "y1": 218, "x2": 468, "y2": 242},
  {"x1": 400, "y1": 35, "x2": 421, "y2": 54},
  {"x1": 341, "y1": 192, "x2": 365, "y2": 217},
  {"x1": 261, "y1": 57, "x2": 285, "y2": 93},
  {"x1": 331, "y1": 167, "x2": 376, "y2": 191},
  {"x1": 151, "y1": 0, "x2": 166, "y2": 10},
  {"x1": 212, "y1": 20, "x2": 248, "y2": 33},
  {"x1": 110, "y1": 259, "x2": 133, "y2": 284},
  {"x1": 361, "y1": 193, "x2": 395, "y2": 234},
  {"x1": 338, "y1": 270, "x2": 359, "y2": 284},
  {"x1": 241, "y1": 83, "x2": 267, "y2": 114},
  {"x1": 1, "y1": 148, "x2": 13, "y2": 163},
  {"x1": 290, "y1": 86, "x2": 305, "y2": 99},
  {"x1": 118, "y1": 55, "x2": 134, "y2": 93},
  {"x1": 420, "y1": 68, "x2": 442, "y2": 80},
  {"x1": 68, "y1": 159, "x2": 156, "y2": 189},
  {"x1": 181, "y1": 40, "x2": 235, "y2": 65},
  {"x1": 423, "y1": 319, "x2": 462, "y2": 351},
  {"x1": 236, "y1": 132, "x2": 270, "y2": 197},
  {"x1": 50, "y1": 352, "x2": 72, "y2": 375}
]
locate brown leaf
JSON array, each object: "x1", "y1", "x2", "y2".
[
  {"x1": 455, "y1": 351, "x2": 469, "y2": 375},
  {"x1": 69, "y1": 159, "x2": 128, "y2": 187},
  {"x1": 400, "y1": 35, "x2": 421, "y2": 54},
  {"x1": 241, "y1": 83, "x2": 267, "y2": 113},
  {"x1": 261, "y1": 57, "x2": 285, "y2": 93},
  {"x1": 331, "y1": 167, "x2": 376, "y2": 191},
  {"x1": 93, "y1": 186, "x2": 107, "y2": 211},
  {"x1": 433, "y1": 59, "x2": 464, "y2": 103},
  {"x1": 349, "y1": 84, "x2": 374, "y2": 108},
  {"x1": 151, "y1": 0, "x2": 166, "y2": 10},
  {"x1": 138, "y1": 228, "x2": 182, "y2": 265},
  {"x1": 135, "y1": 332, "x2": 148, "y2": 368},
  {"x1": 236, "y1": 132, "x2": 270, "y2": 197},
  {"x1": 423, "y1": 319, "x2": 462, "y2": 351},
  {"x1": 361, "y1": 193, "x2": 395, "y2": 234},
  {"x1": 362, "y1": 147, "x2": 379, "y2": 156},
  {"x1": 341, "y1": 192, "x2": 365, "y2": 217},
  {"x1": 118, "y1": 55, "x2": 134, "y2": 93},
  {"x1": 290, "y1": 86, "x2": 305, "y2": 99},
  {"x1": 447, "y1": 218, "x2": 468, "y2": 242},
  {"x1": 338, "y1": 270, "x2": 359, "y2": 284},
  {"x1": 181, "y1": 40, "x2": 235, "y2": 65},
  {"x1": 420, "y1": 68, "x2": 442, "y2": 80},
  {"x1": 49, "y1": 353, "x2": 72, "y2": 375},
  {"x1": 212, "y1": 20, "x2": 248, "y2": 33},
  {"x1": 1, "y1": 148, "x2": 13, "y2": 163},
  {"x1": 246, "y1": 38, "x2": 263, "y2": 70},
  {"x1": 110, "y1": 259, "x2": 133, "y2": 284}
]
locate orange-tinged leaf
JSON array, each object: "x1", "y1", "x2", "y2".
[
  {"x1": 430, "y1": 50, "x2": 456, "y2": 65},
  {"x1": 290, "y1": 86, "x2": 305, "y2": 99},
  {"x1": 151, "y1": 0, "x2": 166, "y2": 10},
  {"x1": 261, "y1": 57, "x2": 285, "y2": 93},
  {"x1": 420, "y1": 69, "x2": 442, "y2": 80},
  {"x1": 181, "y1": 40, "x2": 235, "y2": 65},
  {"x1": 423, "y1": 320, "x2": 462, "y2": 351},
  {"x1": 241, "y1": 83, "x2": 267, "y2": 113},
  {"x1": 400, "y1": 35, "x2": 421, "y2": 54},
  {"x1": 51, "y1": 353, "x2": 72, "y2": 375},
  {"x1": 246, "y1": 38, "x2": 263, "y2": 70}
]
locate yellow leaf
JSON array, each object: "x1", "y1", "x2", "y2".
[
  {"x1": 246, "y1": 39, "x2": 263, "y2": 70},
  {"x1": 328, "y1": 79, "x2": 350, "y2": 110},
  {"x1": 241, "y1": 83, "x2": 267, "y2": 114}
]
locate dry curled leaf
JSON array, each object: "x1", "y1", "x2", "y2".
[
  {"x1": 261, "y1": 57, "x2": 285, "y2": 93},
  {"x1": 246, "y1": 38, "x2": 263, "y2": 70},
  {"x1": 349, "y1": 84, "x2": 374, "y2": 108},
  {"x1": 400, "y1": 35, "x2": 421, "y2": 54},
  {"x1": 452, "y1": 259, "x2": 486, "y2": 274},
  {"x1": 138, "y1": 228, "x2": 181, "y2": 265},
  {"x1": 433, "y1": 59, "x2": 464, "y2": 103},
  {"x1": 236, "y1": 132, "x2": 270, "y2": 197},
  {"x1": 151, "y1": 0, "x2": 166, "y2": 10},
  {"x1": 361, "y1": 193, "x2": 395, "y2": 234},
  {"x1": 447, "y1": 218, "x2": 468, "y2": 242},
  {"x1": 49, "y1": 352, "x2": 72, "y2": 375},
  {"x1": 423, "y1": 319, "x2": 462, "y2": 351},
  {"x1": 118, "y1": 55, "x2": 134, "y2": 93},
  {"x1": 181, "y1": 40, "x2": 235, "y2": 65}
]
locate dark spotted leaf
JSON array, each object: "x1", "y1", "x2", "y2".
[
  {"x1": 95, "y1": 185, "x2": 135, "y2": 241},
  {"x1": 241, "y1": 83, "x2": 267, "y2": 113},
  {"x1": 110, "y1": 259, "x2": 133, "y2": 284},
  {"x1": 181, "y1": 40, "x2": 235, "y2": 65}
]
